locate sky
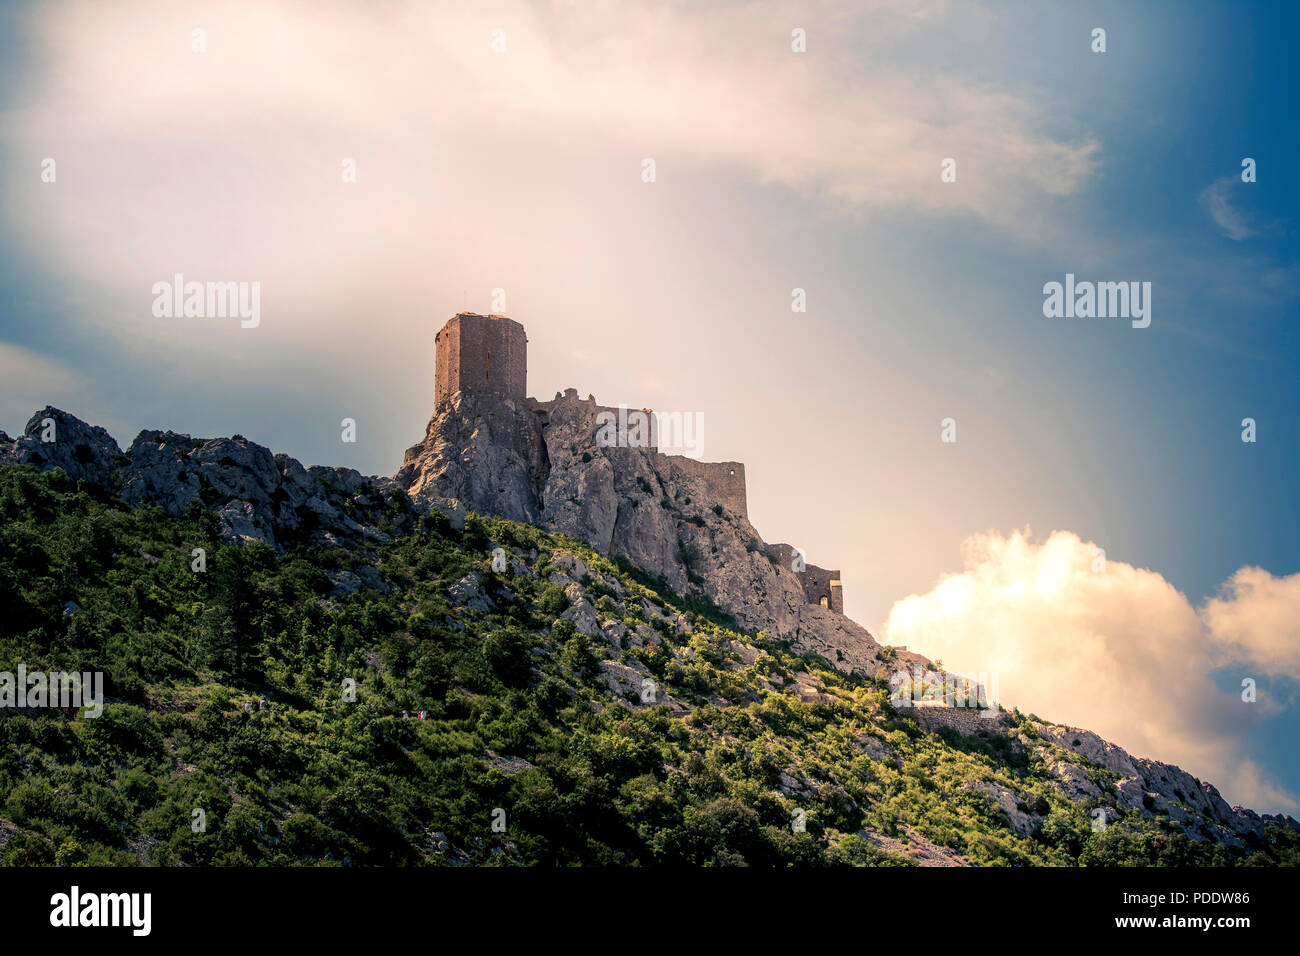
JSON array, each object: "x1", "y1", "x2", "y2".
[{"x1": 0, "y1": 0, "x2": 1297, "y2": 813}]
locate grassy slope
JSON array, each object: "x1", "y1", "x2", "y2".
[{"x1": 0, "y1": 466, "x2": 1293, "y2": 867}]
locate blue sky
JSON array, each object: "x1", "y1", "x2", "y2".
[{"x1": 0, "y1": 0, "x2": 1296, "y2": 812}]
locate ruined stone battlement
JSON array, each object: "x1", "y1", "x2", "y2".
[
  {"x1": 528, "y1": 390, "x2": 657, "y2": 449},
  {"x1": 765, "y1": 543, "x2": 843, "y2": 612}
]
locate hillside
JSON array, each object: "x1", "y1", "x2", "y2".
[{"x1": 0, "y1": 438, "x2": 1296, "y2": 866}]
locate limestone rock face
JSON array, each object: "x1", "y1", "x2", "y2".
[
  {"x1": 1050, "y1": 760, "x2": 1105, "y2": 801},
  {"x1": 549, "y1": 551, "x2": 589, "y2": 580},
  {"x1": 216, "y1": 500, "x2": 272, "y2": 544},
  {"x1": 1, "y1": 408, "x2": 393, "y2": 549},
  {"x1": 396, "y1": 387, "x2": 814, "y2": 640},
  {"x1": 559, "y1": 582, "x2": 602, "y2": 637},
  {"x1": 535, "y1": 395, "x2": 622, "y2": 555},
  {"x1": 789, "y1": 605, "x2": 939, "y2": 685},
  {"x1": 119, "y1": 431, "x2": 203, "y2": 514},
  {"x1": 1036, "y1": 724, "x2": 1140, "y2": 778},
  {"x1": 793, "y1": 605, "x2": 884, "y2": 677},
  {"x1": 966, "y1": 780, "x2": 1040, "y2": 838},
  {"x1": 1031, "y1": 719, "x2": 1269, "y2": 844},
  {"x1": 0, "y1": 406, "x2": 122, "y2": 487},
  {"x1": 393, "y1": 390, "x2": 546, "y2": 525},
  {"x1": 191, "y1": 437, "x2": 283, "y2": 507},
  {"x1": 448, "y1": 572, "x2": 495, "y2": 612}
]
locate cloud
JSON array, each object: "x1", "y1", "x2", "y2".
[
  {"x1": 883, "y1": 528, "x2": 1300, "y2": 813},
  {"x1": 1227, "y1": 759, "x2": 1300, "y2": 818},
  {"x1": 1200, "y1": 176, "x2": 1257, "y2": 240},
  {"x1": 3, "y1": 0, "x2": 1097, "y2": 300},
  {"x1": 1203, "y1": 566, "x2": 1300, "y2": 681}
]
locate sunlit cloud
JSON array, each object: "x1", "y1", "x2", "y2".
[
  {"x1": 1203, "y1": 566, "x2": 1300, "y2": 682},
  {"x1": 3, "y1": 0, "x2": 1098, "y2": 331},
  {"x1": 883, "y1": 529, "x2": 1300, "y2": 813}
]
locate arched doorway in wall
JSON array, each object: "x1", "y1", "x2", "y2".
[{"x1": 819, "y1": 596, "x2": 829, "y2": 608}]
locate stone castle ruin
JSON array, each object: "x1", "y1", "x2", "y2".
[
  {"x1": 762, "y1": 543, "x2": 844, "y2": 614},
  {"x1": 430, "y1": 312, "x2": 844, "y2": 615}
]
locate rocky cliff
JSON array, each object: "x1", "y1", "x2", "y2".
[{"x1": 395, "y1": 387, "x2": 818, "y2": 642}]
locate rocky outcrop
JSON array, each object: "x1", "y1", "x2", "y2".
[
  {"x1": 448, "y1": 572, "x2": 495, "y2": 612},
  {"x1": 793, "y1": 604, "x2": 904, "y2": 678},
  {"x1": 0, "y1": 406, "x2": 122, "y2": 487},
  {"x1": 118, "y1": 430, "x2": 204, "y2": 513},
  {"x1": 1030, "y1": 721, "x2": 1283, "y2": 845},
  {"x1": 966, "y1": 780, "x2": 1040, "y2": 838},
  {"x1": 559, "y1": 582, "x2": 602, "y2": 636},
  {"x1": 0, "y1": 407, "x2": 395, "y2": 549},
  {"x1": 393, "y1": 389, "x2": 546, "y2": 525},
  {"x1": 396, "y1": 387, "x2": 816, "y2": 640}
]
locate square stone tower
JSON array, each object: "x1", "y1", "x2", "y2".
[{"x1": 435, "y1": 313, "x2": 528, "y2": 408}]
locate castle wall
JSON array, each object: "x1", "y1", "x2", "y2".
[
  {"x1": 528, "y1": 391, "x2": 747, "y2": 518},
  {"x1": 530, "y1": 391, "x2": 659, "y2": 451},
  {"x1": 912, "y1": 705, "x2": 1004, "y2": 736},
  {"x1": 766, "y1": 543, "x2": 843, "y2": 613},
  {"x1": 803, "y1": 564, "x2": 844, "y2": 614},
  {"x1": 766, "y1": 543, "x2": 801, "y2": 574},
  {"x1": 435, "y1": 313, "x2": 527, "y2": 408}
]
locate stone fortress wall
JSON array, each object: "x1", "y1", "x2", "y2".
[
  {"x1": 912, "y1": 703, "x2": 1004, "y2": 736},
  {"x1": 763, "y1": 543, "x2": 844, "y2": 612},
  {"x1": 528, "y1": 388, "x2": 656, "y2": 443},
  {"x1": 437, "y1": 313, "x2": 842, "y2": 614}
]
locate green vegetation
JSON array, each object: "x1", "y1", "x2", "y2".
[{"x1": 0, "y1": 466, "x2": 1293, "y2": 867}]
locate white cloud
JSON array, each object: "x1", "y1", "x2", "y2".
[
  {"x1": 4, "y1": 0, "x2": 1097, "y2": 293},
  {"x1": 1203, "y1": 566, "x2": 1300, "y2": 681},
  {"x1": 1200, "y1": 176, "x2": 1257, "y2": 240},
  {"x1": 883, "y1": 528, "x2": 1300, "y2": 813},
  {"x1": 1227, "y1": 759, "x2": 1300, "y2": 818}
]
